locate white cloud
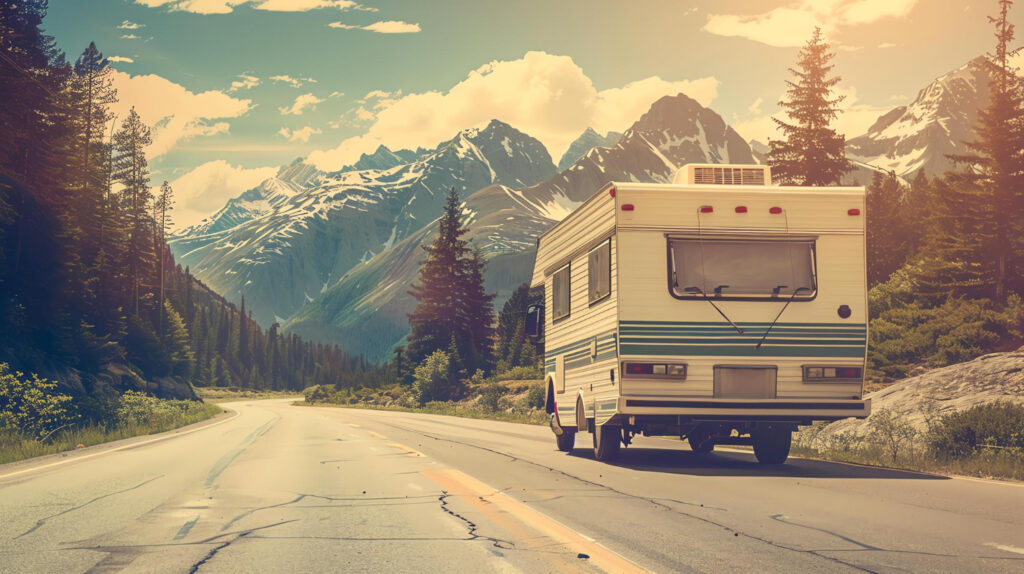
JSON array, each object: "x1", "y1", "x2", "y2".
[
  {"x1": 704, "y1": 0, "x2": 919, "y2": 47},
  {"x1": 329, "y1": 20, "x2": 420, "y2": 33},
  {"x1": 108, "y1": 56, "x2": 135, "y2": 63},
  {"x1": 878, "y1": 42, "x2": 897, "y2": 49},
  {"x1": 278, "y1": 126, "x2": 322, "y2": 142},
  {"x1": 110, "y1": 70, "x2": 253, "y2": 157},
  {"x1": 229, "y1": 74, "x2": 260, "y2": 92},
  {"x1": 279, "y1": 93, "x2": 324, "y2": 115},
  {"x1": 269, "y1": 74, "x2": 317, "y2": 88},
  {"x1": 118, "y1": 20, "x2": 145, "y2": 30},
  {"x1": 747, "y1": 96, "x2": 763, "y2": 115},
  {"x1": 121, "y1": 34, "x2": 141, "y2": 39},
  {"x1": 169, "y1": 160, "x2": 278, "y2": 228},
  {"x1": 306, "y1": 51, "x2": 718, "y2": 170},
  {"x1": 134, "y1": 0, "x2": 372, "y2": 14}
]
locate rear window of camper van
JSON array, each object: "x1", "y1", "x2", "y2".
[{"x1": 669, "y1": 238, "x2": 817, "y2": 300}]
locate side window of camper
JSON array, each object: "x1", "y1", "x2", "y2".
[
  {"x1": 588, "y1": 239, "x2": 611, "y2": 304},
  {"x1": 552, "y1": 264, "x2": 571, "y2": 321}
]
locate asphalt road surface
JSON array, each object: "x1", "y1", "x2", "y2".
[{"x1": 2, "y1": 399, "x2": 1023, "y2": 573}]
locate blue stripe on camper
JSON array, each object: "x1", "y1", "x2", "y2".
[{"x1": 619, "y1": 321, "x2": 866, "y2": 358}]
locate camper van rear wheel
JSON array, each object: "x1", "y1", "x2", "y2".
[
  {"x1": 687, "y1": 431, "x2": 715, "y2": 454},
  {"x1": 752, "y1": 425, "x2": 792, "y2": 465},
  {"x1": 555, "y1": 428, "x2": 576, "y2": 452},
  {"x1": 593, "y1": 424, "x2": 622, "y2": 461}
]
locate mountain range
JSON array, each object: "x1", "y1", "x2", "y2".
[{"x1": 170, "y1": 54, "x2": 1000, "y2": 362}]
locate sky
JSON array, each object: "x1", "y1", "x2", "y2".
[{"x1": 42, "y1": 0, "x2": 1013, "y2": 228}]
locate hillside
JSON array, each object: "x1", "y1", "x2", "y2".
[
  {"x1": 286, "y1": 92, "x2": 755, "y2": 362},
  {"x1": 802, "y1": 351, "x2": 1024, "y2": 441}
]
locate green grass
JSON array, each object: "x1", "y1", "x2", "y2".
[
  {"x1": 792, "y1": 441, "x2": 1024, "y2": 482},
  {"x1": 301, "y1": 399, "x2": 549, "y2": 426},
  {"x1": 195, "y1": 387, "x2": 300, "y2": 401},
  {"x1": 0, "y1": 402, "x2": 222, "y2": 466}
]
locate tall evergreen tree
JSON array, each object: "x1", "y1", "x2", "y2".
[
  {"x1": 866, "y1": 172, "x2": 911, "y2": 286},
  {"x1": 944, "y1": 0, "x2": 1024, "y2": 302},
  {"x1": 407, "y1": 188, "x2": 495, "y2": 375},
  {"x1": 112, "y1": 107, "x2": 153, "y2": 315},
  {"x1": 767, "y1": 27, "x2": 850, "y2": 186}
]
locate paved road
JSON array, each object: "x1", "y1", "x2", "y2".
[{"x1": 1, "y1": 399, "x2": 1023, "y2": 573}]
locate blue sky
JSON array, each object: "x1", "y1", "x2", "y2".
[{"x1": 43, "y1": 1, "x2": 1010, "y2": 227}]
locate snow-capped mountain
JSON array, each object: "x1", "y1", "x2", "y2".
[
  {"x1": 286, "y1": 93, "x2": 755, "y2": 362},
  {"x1": 168, "y1": 119, "x2": 557, "y2": 326},
  {"x1": 847, "y1": 56, "x2": 992, "y2": 177},
  {"x1": 172, "y1": 159, "x2": 323, "y2": 240},
  {"x1": 336, "y1": 145, "x2": 423, "y2": 173},
  {"x1": 557, "y1": 127, "x2": 622, "y2": 171}
]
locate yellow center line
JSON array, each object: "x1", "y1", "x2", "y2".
[
  {"x1": 387, "y1": 443, "x2": 426, "y2": 457},
  {"x1": 422, "y1": 467, "x2": 647, "y2": 573}
]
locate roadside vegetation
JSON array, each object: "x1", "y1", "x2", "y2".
[
  {"x1": 795, "y1": 403, "x2": 1024, "y2": 481},
  {"x1": 303, "y1": 365, "x2": 547, "y2": 426},
  {"x1": 0, "y1": 364, "x2": 221, "y2": 465}
]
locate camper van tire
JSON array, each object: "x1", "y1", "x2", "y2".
[
  {"x1": 752, "y1": 425, "x2": 793, "y2": 465},
  {"x1": 593, "y1": 424, "x2": 622, "y2": 461},
  {"x1": 687, "y1": 431, "x2": 715, "y2": 454},
  {"x1": 555, "y1": 427, "x2": 576, "y2": 452}
]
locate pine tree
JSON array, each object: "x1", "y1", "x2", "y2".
[
  {"x1": 866, "y1": 172, "x2": 911, "y2": 286},
  {"x1": 407, "y1": 188, "x2": 495, "y2": 375},
  {"x1": 407, "y1": 188, "x2": 471, "y2": 364},
  {"x1": 153, "y1": 181, "x2": 173, "y2": 333},
  {"x1": 767, "y1": 27, "x2": 851, "y2": 186},
  {"x1": 72, "y1": 42, "x2": 117, "y2": 254},
  {"x1": 163, "y1": 300, "x2": 195, "y2": 378},
  {"x1": 112, "y1": 107, "x2": 154, "y2": 315},
  {"x1": 944, "y1": 0, "x2": 1024, "y2": 302}
]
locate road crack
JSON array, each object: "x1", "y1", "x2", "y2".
[
  {"x1": 16, "y1": 475, "x2": 164, "y2": 539},
  {"x1": 437, "y1": 490, "x2": 514, "y2": 549}
]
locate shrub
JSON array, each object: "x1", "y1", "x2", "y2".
[
  {"x1": 526, "y1": 383, "x2": 546, "y2": 410},
  {"x1": 479, "y1": 383, "x2": 507, "y2": 412},
  {"x1": 303, "y1": 384, "x2": 333, "y2": 403},
  {"x1": 492, "y1": 364, "x2": 543, "y2": 382},
  {"x1": 413, "y1": 350, "x2": 463, "y2": 404},
  {"x1": 115, "y1": 390, "x2": 208, "y2": 429},
  {"x1": 868, "y1": 408, "x2": 918, "y2": 463},
  {"x1": 928, "y1": 402, "x2": 1024, "y2": 459},
  {"x1": 0, "y1": 363, "x2": 79, "y2": 439},
  {"x1": 868, "y1": 294, "x2": 1023, "y2": 379}
]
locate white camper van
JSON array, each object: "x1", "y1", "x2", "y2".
[{"x1": 526, "y1": 164, "x2": 871, "y2": 464}]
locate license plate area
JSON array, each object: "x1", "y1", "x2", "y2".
[{"x1": 714, "y1": 366, "x2": 777, "y2": 399}]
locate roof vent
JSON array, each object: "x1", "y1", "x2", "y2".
[{"x1": 675, "y1": 164, "x2": 771, "y2": 186}]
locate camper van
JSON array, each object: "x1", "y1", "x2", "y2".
[{"x1": 527, "y1": 164, "x2": 871, "y2": 464}]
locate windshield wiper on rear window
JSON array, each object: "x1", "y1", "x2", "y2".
[
  {"x1": 683, "y1": 286, "x2": 744, "y2": 334},
  {"x1": 756, "y1": 287, "x2": 811, "y2": 349}
]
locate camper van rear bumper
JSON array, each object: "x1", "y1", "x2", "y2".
[{"x1": 618, "y1": 397, "x2": 871, "y2": 420}]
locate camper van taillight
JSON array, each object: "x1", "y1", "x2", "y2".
[
  {"x1": 609, "y1": 187, "x2": 616, "y2": 198},
  {"x1": 769, "y1": 206, "x2": 783, "y2": 214},
  {"x1": 803, "y1": 366, "x2": 863, "y2": 381},
  {"x1": 735, "y1": 206, "x2": 748, "y2": 213},
  {"x1": 624, "y1": 362, "x2": 687, "y2": 379},
  {"x1": 621, "y1": 204, "x2": 635, "y2": 211},
  {"x1": 848, "y1": 208, "x2": 861, "y2": 216},
  {"x1": 700, "y1": 206, "x2": 714, "y2": 214}
]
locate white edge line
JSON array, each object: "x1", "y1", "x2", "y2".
[{"x1": 0, "y1": 407, "x2": 241, "y2": 481}]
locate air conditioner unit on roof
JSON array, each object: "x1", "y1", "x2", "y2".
[{"x1": 675, "y1": 164, "x2": 772, "y2": 186}]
